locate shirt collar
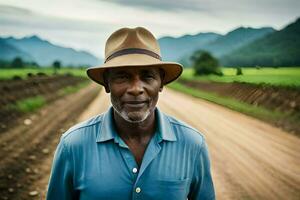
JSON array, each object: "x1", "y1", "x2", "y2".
[
  {"x1": 155, "y1": 106, "x2": 177, "y2": 142},
  {"x1": 96, "y1": 106, "x2": 177, "y2": 143}
]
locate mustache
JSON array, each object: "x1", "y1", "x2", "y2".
[
  {"x1": 124, "y1": 100, "x2": 148, "y2": 103},
  {"x1": 122, "y1": 97, "x2": 151, "y2": 103}
]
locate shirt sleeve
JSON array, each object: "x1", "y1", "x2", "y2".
[
  {"x1": 46, "y1": 137, "x2": 77, "y2": 200},
  {"x1": 188, "y1": 138, "x2": 215, "y2": 200}
]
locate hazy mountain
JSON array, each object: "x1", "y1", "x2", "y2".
[
  {"x1": 158, "y1": 27, "x2": 275, "y2": 67},
  {"x1": 201, "y1": 27, "x2": 275, "y2": 57},
  {"x1": 0, "y1": 38, "x2": 33, "y2": 62},
  {"x1": 0, "y1": 36, "x2": 101, "y2": 67},
  {"x1": 221, "y1": 18, "x2": 300, "y2": 67},
  {"x1": 158, "y1": 32, "x2": 221, "y2": 62}
]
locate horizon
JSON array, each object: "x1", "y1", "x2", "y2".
[
  {"x1": 1, "y1": 0, "x2": 299, "y2": 58},
  {"x1": 1, "y1": 18, "x2": 297, "y2": 60}
]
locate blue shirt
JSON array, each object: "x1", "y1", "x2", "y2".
[{"x1": 47, "y1": 107, "x2": 215, "y2": 200}]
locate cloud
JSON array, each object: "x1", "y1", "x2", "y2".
[
  {"x1": 0, "y1": 4, "x2": 115, "y2": 56},
  {"x1": 99, "y1": 0, "x2": 300, "y2": 16},
  {"x1": 1, "y1": 1, "x2": 299, "y2": 57},
  {"x1": 0, "y1": 4, "x2": 32, "y2": 15},
  {"x1": 0, "y1": 5, "x2": 111, "y2": 32},
  {"x1": 99, "y1": 0, "x2": 210, "y2": 11}
]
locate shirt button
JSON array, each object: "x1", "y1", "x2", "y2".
[
  {"x1": 132, "y1": 167, "x2": 138, "y2": 173},
  {"x1": 135, "y1": 187, "x2": 141, "y2": 193}
]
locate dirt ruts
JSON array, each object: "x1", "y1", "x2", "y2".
[
  {"x1": 0, "y1": 75, "x2": 87, "y2": 133},
  {"x1": 1, "y1": 86, "x2": 299, "y2": 200},
  {"x1": 179, "y1": 79, "x2": 299, "y2": 114},
  {"x1": 178, "y1": 79, "x2": 300, "y2": 134},
  {"x1": 158, "y1": 88, "x2": 300, "y2": 200},
  {"x1": 0, "y1": 74, "x2": 86, "y2": 107},
  {"x1": 0, "y1": 83, "x2": 100, "y2": 200}
]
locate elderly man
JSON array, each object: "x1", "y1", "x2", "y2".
[{"x1": 47, "y1": 27, "x2": 215, "y2": 200}]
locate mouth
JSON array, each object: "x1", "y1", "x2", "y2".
[{"x1": 123, "y1": 101, "x2": 148, "y2": 108}]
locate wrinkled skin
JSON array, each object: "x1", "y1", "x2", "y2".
[{"x1": 104, "y1": 66, "x2": 163, "y2": 124}]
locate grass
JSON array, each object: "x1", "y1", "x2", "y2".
[
  {"x1": 0, "y1": 68, "x2": 87, "y2": 80},
  {"x1": 181, "y1": 67, "x2": 300, "y2": 88},
  {"x1": 5, "y1": 80, "x2": 89, "y2": 114},
  {"x1": 168, "y1": 82, "x2": 287, "y2": 122},
  {"x1": 7, "y1": 96, "x2": 46, "y2": 113},
  {"x1": 57, "y1": 81, "x2": 89, "y2": 96}
]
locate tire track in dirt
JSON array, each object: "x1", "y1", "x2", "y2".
[
  {"x1": 25, "y1": 89, "x2": 111, "y2": 199},
  {"x1": 0, "y1": 83, "x2": 100, "y2": 200},
  {"x1": 3, "y1": 86, "x2": 299, "y2": 200},
  {"x1": 157, "y1": 88, "x2": 300, "y2": 200}
]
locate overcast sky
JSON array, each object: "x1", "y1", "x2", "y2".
[{"x1": 0, "y1": 0, "x2": 299, "y2": 58}]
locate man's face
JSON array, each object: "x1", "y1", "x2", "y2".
[{"x1": 105, "y1": 66, "x2": 163, "y2": 123}]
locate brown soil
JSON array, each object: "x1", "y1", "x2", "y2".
[
  {"x1": 1, "y1": 87, "x2": 299, "y2": 200},
  {"x1": 0, "y1": 83, "x2": 100, "y2": 200},
  {"x1": 0, "y1": 75, "x2": 87, "y2": 133},
  {"x1": 159, "y1": 88, "x2": 300, "y2": 200},
  {"x1": 179, "y1": 79, "x2": 300, "y2": 134},
  {"x1": 28, "y1": 87, "x2": 111, "y2": 200}
]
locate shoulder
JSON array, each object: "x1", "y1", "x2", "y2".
[
  {"x1": 165, "y1": 113, "x2": 206, "y2": 148},
  {"x1": 60, "y1": 114, "x2": 103, "y2": 148}
]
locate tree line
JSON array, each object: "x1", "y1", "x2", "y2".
[
  {"x1": 0, "y1": 57, "x2": 90, "y2": 70},
  {"x1": 190, "y1": 50, "x2": 244, "y2": 76}
]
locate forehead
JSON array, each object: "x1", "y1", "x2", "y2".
[{"x1": 107, "y1": 66, "x2": 160, "y2": 74}]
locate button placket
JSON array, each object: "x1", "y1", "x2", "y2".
[
  {"x1": 135, "y1": 187, "x2": 141, "y2": 193},
  {"x1": 132, "y1": 167, "x2": 138, "y2": 174},
  {"x1": 118, "y1": 147, "x2": 139, "y2": 181}
]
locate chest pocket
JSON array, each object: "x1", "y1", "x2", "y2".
[{"x1": 143, "y1": 178, "x2": 191, "y2": 200}]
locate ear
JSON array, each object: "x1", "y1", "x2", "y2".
[
  {"x1": 158, "y1": 68, "x2": 165, "y2": 91},
  {"x1": 159, "y1": 84, "x2": 163, "y2": 92},
  {"x1": 103, "y1": 70, "x2": 110, "y2": 93},
  {"x1": 104, "y1": 84, "x2": 110, "y2": 93}
]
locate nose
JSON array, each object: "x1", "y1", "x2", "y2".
[{"x1": 127, "y1": 76, "x2": 144, "y2": 96}]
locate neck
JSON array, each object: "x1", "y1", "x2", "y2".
[{"x1": 113, "y1": 109, "x2": 156, "y2": 140}]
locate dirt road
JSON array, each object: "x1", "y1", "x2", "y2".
[
  {"x1": 0, "y1": 83, "x2": 100, "y2": 200},
  {"x1": 158, "y1": 88, "x2": 300, "y2": 200},
  {"x1": 1, "y1": 85, "x2": 299, "y2": 199},
  {"x1": 77, "y1": 88, "x2": 300, "y2": 200}
]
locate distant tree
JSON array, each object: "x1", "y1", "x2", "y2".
[
  {"x1": 53, "y1": 60, "x2": 61, "y2": 74},
  {"x1": 236, "y1": 67, "x2": 243, "y2": 75},
  {"x1": 0, "y1": 60, "x2": 10, "y2": 68},
  {"x1": 30, "y1": 62, "x2": 40, "y2": 68},
  {"x1": 11, "y1": 57, "x2": 24, "y2": 68},
  {"x1": 191, "y1": 50, "x2": 222, "y2": 76}
]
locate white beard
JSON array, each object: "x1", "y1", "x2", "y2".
[
  {"x1": 110, "y1": 96, "x2": 151, "y2": 124},
  {"x1": 112, "y1": 104, "x2": 151, "y2": 124}
]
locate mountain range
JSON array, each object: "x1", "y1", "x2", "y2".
[
  {"x1": 159, "y1": 27, "x2": 275, "y2": 65},
  {"x1": 221, "y1": 18, "x2": 300, "y2": 67},
  {"x1": 158, "y1": 17, "x2": 300, "y2": 67},
  {"x1": 0, "y1": 36, "x2": 101, "y2": 67},
  {"x1": 0, "y1": 17, "x2": 299, "y2": 67}
]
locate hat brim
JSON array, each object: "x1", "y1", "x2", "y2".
[{"x1": 87, "y1": 54, "x2": 183, "y2": 86}]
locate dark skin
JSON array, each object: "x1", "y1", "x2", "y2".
[{"x1": 104, "y1": 66, "x2": 164, "y2": 167}]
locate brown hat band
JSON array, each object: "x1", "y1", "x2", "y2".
[{"x1": 105, "y1": 48, "x2": 162, "y2": 63}]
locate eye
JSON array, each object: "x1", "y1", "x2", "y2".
[
  {"x1": 141, "y1": 72, "x2": 156, "y2": 80},
  {"x1": 111, "y1": 73, "x2": 130, "y2": 82},
  {"x1": 144, "y1": 74, "x2": 154, "y2": 79},
  {"x1": 116, "y1": 74, "x2": 128, "y2": 79}
]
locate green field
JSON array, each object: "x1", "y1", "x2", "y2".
[
  {"x1": 0, "y1": 68, "x2": 87, "y2": 80},
  {"x1": 5, "y1": 81, "x2": 90, "y2": 114},
  {"x1": 168, "y1": 82, "x2": 286, "y2": 122},
  {"x1": 6, "y1": 96, "x2": 46, "y2": 113},
  {"x1": 2, "y1": 67, "x2": 300, "y2": 88},
  {"x1": 181, "y1": 67, "x2": 300, "y2": 88},
  {"x1": 58, "y1": 81, "x2": 89, "y2": 96}
]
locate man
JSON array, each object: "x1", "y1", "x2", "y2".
[{"x1": 47, "y1": 27, "x2": 215, "y2": 200}]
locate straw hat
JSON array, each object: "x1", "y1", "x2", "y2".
[{"x1": 87, "y1": 27, "x2": 183, "y2": 86}]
